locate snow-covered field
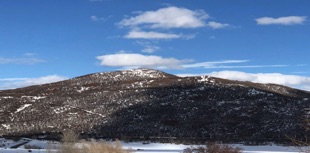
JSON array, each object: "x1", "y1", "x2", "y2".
[{"x1": 0, "y1": 138, "x2": 307, "y2": 153}]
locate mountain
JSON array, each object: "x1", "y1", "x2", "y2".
[{"x1": 0, "y1": 68, "x2": 310, "y2": 143}]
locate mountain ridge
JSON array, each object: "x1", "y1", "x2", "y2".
[
  {"x1": 2, "y1": 68, "x2": 308, "y2": 97},
  {"x1": 0, "y1": 68, "x2": 309, "y2": 143}
]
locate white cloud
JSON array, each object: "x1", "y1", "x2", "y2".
[
  {"x1": 207, "y1": 21, "x2": 230, "y2": 29},
  {"x1": 90, "y1": 16, "x2": 106, "y2": 22},
  {"x1": 97, "y1": 55, "x2": 289, "y2": 71},
  {"x1": 177, "y1": 71, "x2": 310, "y2": 91},
  {"x1": 119, "y1": 6, "x2": 208, "y2": 29},
  {"x1": 255, "y1": 16, "x2": 307, "y2": 25},
  {"x1": 183, "y1": 60, "x2": 287, "y2": 69},
  {"x1": 183, "y1": 60, "x2": 249, "y2": 68},
  {"x1": 0, "y1": 56, "x2": 45, "y2": 65},
  {"x1": 208, "y1": 71, "x2": 310, "y2": 91},
  {"x1": 116, "y1": 50, "x2": 129, "y2": 54},
  {"x1": 142, "y1": 45, "x2": 160, "y2": 53},
  {"x1": 124, "y1": 30, "x2": 182, "y2": 39},
  {"x1": 96, "y1": 53, "x2": 190, "y2": 69},
  {"x1": 305, "y1": 86, "x2": 310, "y2": 91},
  {"x1": 204, "y1": 65, "x2": 287, "y2": 69},
  {"x1": 119, "y1": 6, "x2": 228, "y2": 40},
  {"x1": 0, "y1": 75, "x2": 68, "y2": 90},
  {"x1": 24, "y1": 53, "x2": 36, "y2": 56},
  {"x1": 136, "y1": 41, "x2": 160, "y2": 53}
]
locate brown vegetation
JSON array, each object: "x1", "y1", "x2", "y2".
[
  {"x1": 79, "y1": 140, "x2": 132, "y2": 153},
  {"x1": 57, "y1": 130, "x2": 132, "y2": 153}
]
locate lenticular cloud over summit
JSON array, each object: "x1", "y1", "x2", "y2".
[{"x1": 96, "y1": 53, "x2": 189, "y2": 69}]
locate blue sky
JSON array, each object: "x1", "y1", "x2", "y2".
[{"x1": 0, "y1": 0, "x2": 310, "y2": 90}]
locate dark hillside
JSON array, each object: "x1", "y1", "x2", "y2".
[{"x1": 0, "y1": 69, "x2": 309, "y2": 143}]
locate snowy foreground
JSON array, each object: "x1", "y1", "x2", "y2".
[{"x1": 0, "y1": 138, "x2": 307, "y2": 153}]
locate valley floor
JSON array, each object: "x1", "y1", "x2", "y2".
[{"x1": 0, "y1": 138, "x2": 307, "y2": 153}]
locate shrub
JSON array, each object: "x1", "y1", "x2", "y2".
[
  {"x1": 80, "y1": 140, "x2": 133, "y2": 153},
  {"x1": 60, "y1": 130, "x2": 79, "y2": 143},
  {"x1": 183, "y1": 143, "x2": 242, "y2": 153},
  {"x1": 57, "y1": 130, "x2": 80, "y2": 153},
  {"x1": 57, "y1": 130, "x2": 132, "y2": 153}
]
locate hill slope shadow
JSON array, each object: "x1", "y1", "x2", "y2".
[{"x1": 90, "y1": 83, "x2": 309, "y2": 144}]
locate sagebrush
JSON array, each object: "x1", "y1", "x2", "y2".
[{"x1": 57, "y1": 130, "x2": 132, "y2": 153}]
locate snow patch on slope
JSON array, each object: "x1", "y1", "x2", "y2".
[
  {"x1": 198, "y1": 76, "x2": 209, "y2": 82},
  {"x1": 121, "y1": 69, "x2": 171, "y2": 79},
  {"x1": 84, "y1": 110, "x2": 106, "y2": 118},
  {"x1": 53, "y1": 105, "x2": 72, "y2": 114},
  {"x1": 77, "y1": 87, "x2": 90, "y2": 93},
  {"x1": 1, "y1": 124, "x2": 11, "y2": 130},
  {"x1": 21, "y1": 96, "x2": 46, "y2": 102},
  {"x1": 0, "y1": 96, "x2": 14, "y2": 99},
  {"x1": 15, "y1": 104, "x2": 32, "y2": 113},
  {"x1": 248, "y1": 89, "x2": 265, "y2": 95},
  {"x1": 197, "y1": 76, "x2": 215, "y2": 83}
]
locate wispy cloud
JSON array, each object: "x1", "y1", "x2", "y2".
[
  {"x1": 119, "y1": 6, "x2": 208, "y2": 29},
  {"x1": 124, "y1": 30, "x2": 182, "y2": 39},
  {"x1": 136, "y1": 41, "x2": 160, "y2": 53},
  {"x1": 90, "y1": 16, "x2": 106, "y2": 22},
  {"x1": 202, "y1": 65, "x2": 288, "y2": 69},
  {"x1": 255, "y1": 16, "x2": 307, "y2": 25},
  {"x1": 96, "y1": 53, "x2": 191, "y2": 69},
  {"x1": 24, "y1": 52, "x2": 36, "y2": 56},
  {"x1": 183, "y1": 60, "x2": 288, "y2": 69},
  {"x1": 183, "y1": 60, "x2": 249, "y2": 68},
  {"x1": 142, "y1": 46, "x2": 159, "y2": 53},
  {"x1": 0, "y1": 75, "x2": 68, "y2": 90},
  {"x1": 0, "y1": 55, "x2": 45, "y2": 65},
  {"x1": 207, "y1": 21, "x2": 230, "y2": 29}
]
